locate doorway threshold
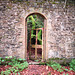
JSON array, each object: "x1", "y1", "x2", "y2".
[{"x1": 28, "y1": 61, "x2": 40, "y2": 65}]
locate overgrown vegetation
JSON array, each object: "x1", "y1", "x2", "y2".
[
  {"x1": 0, "y1": 56, "x2": 29, "y2": 75},
  {"x1": 27, "y1": 15, "x2": 44, "y2": 45},
  {"x1": 39, "y1": 58, "x2": 75, "y2": 72},
  {"x1": 69, "y1": 59, "x2": 75, "y2": 71},
  {"x1": 46, "y1": 60, "x2": 68, "y2": 72},
  {"x1": 48, "y1": 58, "x2": 70, "y2": 66},
  {"x1": 0, "y1": 56, "x2": 75, "y2": 74}
]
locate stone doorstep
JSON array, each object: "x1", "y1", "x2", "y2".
[{"x1": 28, "y1": 62, "x2": 40, "y2": 65}]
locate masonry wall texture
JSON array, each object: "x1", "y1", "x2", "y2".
[{"x1": 0, "y1": 0, "x2": 75, "y2": 59}]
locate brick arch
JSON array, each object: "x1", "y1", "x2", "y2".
[{"x1": 25, "y1": 12, "x2": 47, "y2": 61}]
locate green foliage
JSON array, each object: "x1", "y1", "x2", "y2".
[
  {"x1": 46, "y1": 60, "x2": 69, "y2": 72},
  {"x1": 27, "y1": 15, "x2": 44, "y2": 45},
  {"x1": 69, "y1": 59, "x2": 75, "y2": 71},
  {"x1": 48, "y1": 57, "x2": 64, "y2": 60},
  {"x1": 0, "y1": 56, "x2": 27, "y2": 66},
  {"x1": 27, "y1": 15, "x2": 44, "y2": 29},
  {"x1": 1, "y1": 70, "x2": 11, "y2": 75},
  {"x1": 46, "y1": 58, "x2": 75, "y2": 72},
  {"x1": 0, "y1": 56, "x2": 29, "y2": 75},
  {"x1": 34, "y1": 60, "x2": 39, "y2": 62},
  {"x1": 47, "y1": 72, "x2": 51, "y2": 75},
  {"x1": 13, "y1": 61, "x2": 28, "y2": 71},
  {"x1": 37, "y1": 30, "x2": 42, "y2": 44},
  {"x1": 46, "y1": 61, "x2": 60, "y2": 70},
  {"x1": 39, "y1": 62, "x2": 46, "y2": 65},
  {"x1": 66, "y1": 74, "x2": 69, "y2": 75},
  {"x1": 48, "y1": 58, "x2": 70, "y2": 66}
]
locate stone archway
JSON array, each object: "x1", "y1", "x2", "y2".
[{"x1": 25, "y1": 12, "x2": 47, "y2": 61}]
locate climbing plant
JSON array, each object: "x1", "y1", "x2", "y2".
[{"x1": 27, "y1": 15, "x2": 44, "y2": 45}]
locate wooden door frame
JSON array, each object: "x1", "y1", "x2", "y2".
[{"x1": 25, "y1": 13, "x2": 47, "y2": 61}]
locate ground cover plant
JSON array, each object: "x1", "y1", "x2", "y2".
[
  {"x1": 69, "y1": 59, "x2": 75, "y2": 71},
  {"x1": 0, "y1": 56, "x2": 75, "y2": 75},
  {"x1": 46, "y1": 60, "x2": 70, "y2": 72},
  {"x1": 39, "y1": 58, "x2": 75, "y2": 74},
  {"x1": 0, "y1": 56, "x2": 28, "y2": 75}
]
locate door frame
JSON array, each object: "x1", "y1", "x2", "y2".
[{"x1": 25, "y1": 12, "x2": 47, "y2": 61}]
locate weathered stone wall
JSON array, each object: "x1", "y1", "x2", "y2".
[
  {"x1": 47, "y1": 7, "x2": 75, "y2": 58},
  {"x1": 0, "y1": 0, "x2": 75, "y2": 59}
]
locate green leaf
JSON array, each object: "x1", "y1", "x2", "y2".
[
  {"x1": 1, "y1": 71, "x2": 4, "y2": 75},
  {"x1": 18, "y1": 72, "x2": 20, "y2": 75},
  {"x1": 57, "y1": 69, "x2": 63, "y2": 72},
  {"x1": 5, "y1": 56, "x2": 9, "y2": 59},
  {"x1": 8, "y1": 62, "x2": 13, "y2": 65},
  {"x1": 65, "y1": 69, "x2": 68, "y2": 71},
  {"x1": 2, "y1": 59, "x2": 5, "y2": 62},
  {"x1": 69, "y1": 59, "x2": 75, "y2": 71},
  {"x1": 23, "y1": 58, "x2": 26, "y2": 61},
  {"x1": 14, "y1": 70, "x2": 19, "y2": 73},
  {"x1": 9, "y1": 56, "x2": 12, "y2": 58},
  {"x1": 34, "y1": 60, "x2": 39, "y2": 62},
  {"x1": 66, "y1": 74, "x2": 69, "y2": 75},
  {"x1": 0, "y1": 57, "x2": 29, "y2": 74},
  {"x1": 18, "y1": 58, "x2": 23, "y2": 61},
  {"x1": 70, "y1": 68, "x2": 73, "y2": 70}
]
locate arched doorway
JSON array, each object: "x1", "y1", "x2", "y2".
[{"x1": 25, "y1": 13, "x2": 47, "y2": 61}]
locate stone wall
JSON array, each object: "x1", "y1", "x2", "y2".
[
  {"x1": 0, "y1": 0, "x2": 75, "y2": 59},
  {"x1": 47, "y1": 7, "x2": 75, "y2": 58}
]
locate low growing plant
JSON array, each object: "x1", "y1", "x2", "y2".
[
  {"x1": 39, "y1": 62, "x2": 46, "y2": 65},
  {"x1": 69, "y1": 59, "x2": 75, "y2": 71},
  {"x1": 46, "y1": 60, "x2": 69, "y2": 72},
  {"x1": 34, "y1": 60, "x2": 39, "y2": 62},
  {"x1": 0, "y1": 56, "x2": 29, "y2": 75}
]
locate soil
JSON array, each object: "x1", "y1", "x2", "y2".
[{"x1": 0, "y1": 65, "x2": 75, "y2": 75}]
